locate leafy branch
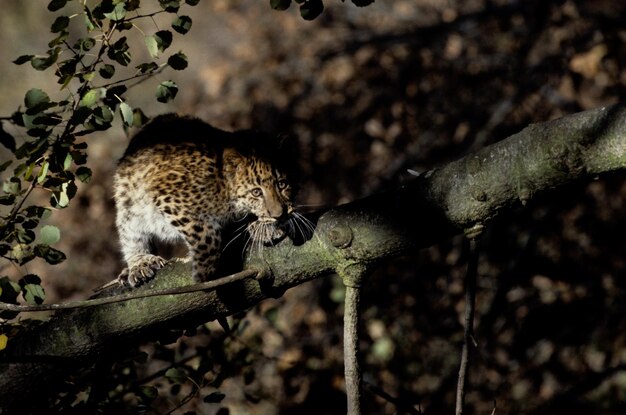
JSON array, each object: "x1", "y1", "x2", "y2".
[{"x1": 0, "y1": 0, "x2": 196, "y2": 315}]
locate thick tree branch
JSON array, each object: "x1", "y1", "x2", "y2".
[{"x1": 1, "y1": 105, "x2": 625, "y2": 412}]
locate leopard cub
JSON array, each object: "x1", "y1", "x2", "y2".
[{"x1": 113, "y1": 114, "x2": 296, "y2": 287}]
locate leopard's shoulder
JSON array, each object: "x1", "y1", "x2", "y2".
[{"x1": 120, "y1": 114, "x2": 230, "y2": 160}]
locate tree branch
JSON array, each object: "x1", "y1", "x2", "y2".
[{"x1": 1, "y1": 105, "x2": 626, "y2": 412}]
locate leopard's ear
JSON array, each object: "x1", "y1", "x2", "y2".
[{"x1": 223, "y1": 147, "x2": 243, "y2": 175}]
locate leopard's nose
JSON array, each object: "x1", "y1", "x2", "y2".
[
  {"x1": 268, "y1": 204, "x2": 286, "y2": 219},
  {"x1": 265, "y1": 193, "x2": 286, "y2": 219}
]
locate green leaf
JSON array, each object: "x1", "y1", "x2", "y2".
[
  {"x1": 0, "y1": 160, "x2": 12, "y2": 174},
  {"x1": 23, "y1": 285, "x2": 46, "y2": 305},
  {"x1": 75, "y1": 37, "x2": 96, "y2": 52},
  {"x1": 171, "y1": 15, "x2": 192, "y2": 34},
  {"x1": 144, "y1": 35, "x2": 159, "y2": 58},
  {"x1": 126, "y1": 0, "x2": 141, "y2": 12},
  {"x1": 99, "y1": 64, "x2": 115, "y2": 79},
  {"x1": 93, "y1": 105, "x2": 113, "y2": 122},
  {"x1": 22, "y1": 218, "x2": 39, "y2": 230},
  {"x1": 154, "y1": 30, "x2": 173, "y2": 53},
  {"x1": 82, "y1": 71, "x2": 96, "y2": 82},
  {"x1": 132, "y1": 108, "x2": 149, "y2": 127},
  {"x1": 72, "y1": 107, "x2": 92, "y2": 126},
  {"x1": 23, "y1": 163, "x2": 36, "y2": 181},
  {"x1": 119, "y1": 102, "x2": 134, "y2": 127},
  {"x1": 138, "y1": 386, "x2": 159, "y2": 402},
  {"x1": 48, "y1": 30, "x2": 69, "y2": 47},
  {"x1": 25, "y1": 102, "x2": 58, "y2": 117},
  {"x1": 32, "y1": 114, "x2": 62, "y2": 127},
  {"x1": 40, "y1": 225, "x2": 61, "y2": 245},
  {"x1": 76, "y1": 166, "x2": 92, "y2": 183},
  {"x1": 270, "y1": 0, "x2": 292, "y2": 11},
  {"x1": 85, "y1": 105, "x2": 114, "y2": 131},
  {"x1": 104, "y1": 85, "x2": 128, "y2": 105},
  {"x1": 165, "y1": 367, "x2": 188, "y2": 384},
  {"x1": 0, "y1": 124, "x2": 16, "y2": 151},
  {"x1": 156, "y1": 80, "x2": 178, "y2": 103},
  {"x1": 3, "y1": 178, "x2": 21, "y2": 195},
  {"x1": 24, "y1": 205, "x2": 51, "y2": 219},
  {"x1": 84, "y1": 7, "x2": 97, "y2": 31},
  {"x1": 104, "y1": 2, "x2": 126, "y2": 21},
  {"x1": 17, "y1": 228, "x2": 36, "y2": 244},
  {"x1": 24, "y1": 89, "x2": 50, "y2": 110},
  {"x1": 0, "y1": 277, "x2": 21, "y2": 319},
  {"x1": 300, "y1": 0, "x2": 324, "y2": 20},
  {"x1": 48, "y1": 0, "x2": 68, "y2": 11},
  {"x1": 56, "y1": 58, "x2": 78, "y2": 80},
  {"x1": 21, "y1": 276, "x2": 46, "y2": 305},
  {"x1": 0, "y1": 334, "x2": 8, "y2": 351},
  {"x1": 0, "y1": 195, "x2": 16, "y2": 205},
  {"x1": 63, "y1": 152, "x2": 73, "y2": 171},
  {"x1": 13, "y1": 55, "x2": 34, "y2": 65},
  {"x1": 0, "y1": 277, "x2": 21, "y2": 303},
  {"x1": 167, "y1": 52, "x2": 188, "y2": 70},
  {"x1": 12, "y1": 243, "x2": 35, "y2": 265},
  {"x1": 159, "y1": 0, "x2": 180, "y2": 12},
  {"x1": 51, "y1": 15, "x2": 70, "y2": 33},
  {"x1": 31, "y1": 48, "x2": 60, "y2": 71},
  {"x1": 37, "y1": 160, "x2": 49, "y2": 184},
  {"x1": 107, "y1": 37, "x2": 131, "y2": 66},
  {"x1": 136, "y1": 62, "x2": 159, "y2": 74},
  {"x1": 79, "y1": 88, "x2": 102, "y2": 108},
  {"x1": 50, "y1": 181, "x2": 73, "y2": 208}
]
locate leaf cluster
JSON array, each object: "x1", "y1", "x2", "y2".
[
  {"x1": 270, "y1": 0, "x2": 374, "y2": 20},
  {"x1": 1, "y1": 0, "x2": 197, "y2": 322},
  {"x1": 45, "y1": 323, "x2": 259, "y2": 414}
]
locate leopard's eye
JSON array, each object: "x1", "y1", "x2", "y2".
[
  {"x1": 250, "y1": 188, "x2": 263, "y2": 197},
  {"x1": 277, "y1": 180, "x2": 288, "y2": 190}
]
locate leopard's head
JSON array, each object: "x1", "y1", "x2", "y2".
[{"x1": 224, "y1": 142, "x2": 296, "y2": 244}]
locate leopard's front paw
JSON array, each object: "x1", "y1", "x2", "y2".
[{"x1": 119, "y1": 255, "x2": 167, "y2": 287}]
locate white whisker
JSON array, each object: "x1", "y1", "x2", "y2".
[
  {"x1": 293, "y1": 212, "x2": 316, "y2": 238},
  {"x1": 223, "y1": 222, "x2": 251, "y2": 252}
]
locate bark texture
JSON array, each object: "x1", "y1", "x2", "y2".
[{"x1": 1, "y1": 105, "x2": 626, "y2": 412}]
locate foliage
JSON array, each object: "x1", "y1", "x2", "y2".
[
  {"x1": 0, "y1": 0, "x2": 197, "y2": 319},
  {"x1": 270, "y1": 0, "x2": 374, "y2": 20},
  {"x1": 40, "y1": 319, "x2": 267, "y2": 413}
]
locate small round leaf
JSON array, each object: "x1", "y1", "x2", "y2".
[
  {"x1": 51, "y1": 16, "x2": 70, "y2": 33},
  {"x1": 119, "y1": 102, "x2": 134, "y2": 127},
  {"x1": 270, "y1": 0, "x2": 292, "y2": 10},
  {"x1": 167, "y1": 52, "x2": 188, "y2": 70},
  {"x1": 172, "y1": 15, "x2": 192, "y2": 34},
  {"x1": 300, "y1": 0, "x2": 324, "y2": 20},
  {"x1": 99, "y1": 64, "x2": 116, "y2": 79},
  {"x1": 165, "y1": 367, "x2": 188, "y2": 384},
  {"x1": 48, "y1": 0, "x2": 67, "y2": 11},
  {"x1": 156, "y1": 81, "x2": 178, "y2": 103},
  {"x1": 24, "y1": 89, "x2": 51, "y2": 110},
  {"x1": 40, "y1": 225, "x2": 61, "y2": 245}
]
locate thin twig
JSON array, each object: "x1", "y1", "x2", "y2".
[
  {"x1": 455, "y1": 237, "x2": 480, "y2": 415},
  {"x1": 363, "y1": 382, "x2": 422, "y2": 415},
  {"x1": 344, "y1": 284, "x2": 362, "y2": 415},
  {"x1": 0, "y1": 268, "x2": 258, "y2": 312}
]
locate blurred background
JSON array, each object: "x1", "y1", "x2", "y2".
[{"x1": 1, "y1": 0, "x2": 626, "y2": 413}]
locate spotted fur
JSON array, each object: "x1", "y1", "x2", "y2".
[{"x1": 113, "y1": 114, "x2": 295, "y2": 287}]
